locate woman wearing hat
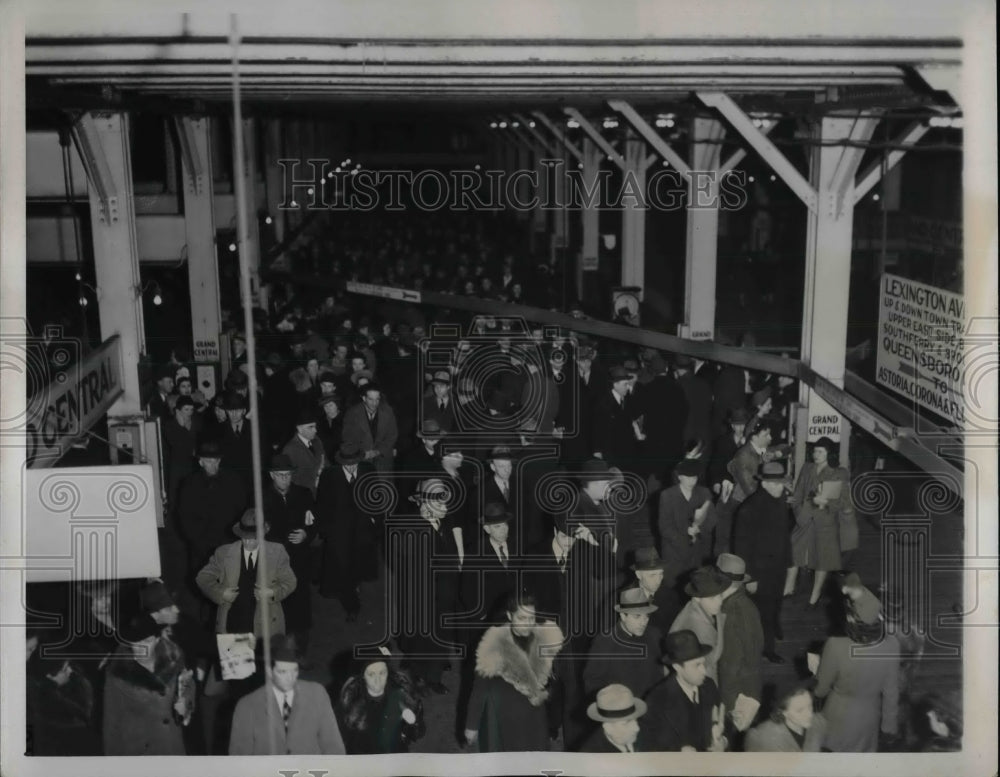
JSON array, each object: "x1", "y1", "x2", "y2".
[
  {"x1": 812, "y1": 617, "x2": 901, "y2": 751},
  {"x1": 26, "y1": 650, "x2": 97, "y2": 755},
  {"x1": 315, "y1": 390, "x2": 345, "y2": 461},
  {"x1": 581, "y1": 684, "x2": 648, "y2": 752},
  {"x1": 785, "y1": 436, "x2": 856, "y2": 606},
  {"x1": 745, "y1": 684, "x2": 827, "y2": 752},
  {"x1": 337, "y1": 647, "x2": 425, "y2": 754},
  {"x1": 657, "y1": 459, "x2": 716, "y2": 590}
]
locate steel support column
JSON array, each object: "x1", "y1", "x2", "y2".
[
  {"x1": 72, "y1": 112, "x2": 145, "y2": 417},
  {"x1": 235, "y1": 117, "x2": 263, "y2": 307},
  {"x1": 796, "y1": 116, "x2": 879, "y2": 472},
  {"x1": 580, "y1": 137, "x2": 602, "y2": 300},
  {"x1": 263, "y1": 118, "x2": 286, "y2": 246},
  {"x1": 176, "y1": 116, "x2": 221, "y2": 363},
  {"x1": 621, "y1": 130, "x2": 646, "y2": 290},
  {"x1": 683, "y1": 117, "x2": 725, "y2": 341}
]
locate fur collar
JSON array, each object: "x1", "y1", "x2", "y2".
[
  {"x1": 106, "y1": 641, "x2": 182, "y2": 692},
  {"x1": 339, "y1": 671, "x2": 418, "y2": 732},
  {"x1": 475, "y1": 621, "x2": 564, "y2": 706}
]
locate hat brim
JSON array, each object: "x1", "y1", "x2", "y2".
[
  {"x1": 335, "y1": 454, "x2": 364, "y2": 465},
  {"x1": 233, "y1": 521, "x2": 269, "y2": 538},
  {"x1": 661, "y1": 642, "x2": 713, "y2": 665},
  {"x1": 631, "y1": 559, "x2": 667, "y2": 571},
  {"x1": 614, "y1": 603, "x2": 658, "y2": 615},
  {"x1": 586, "y1": 697, "x2": 647, "y2": 722},
  {"x1": 683, "y1": 580, "x2": 731, "y2": 598}
]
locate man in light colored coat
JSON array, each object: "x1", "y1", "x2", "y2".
[
  {"x1": 669, "y1": 566, "x2": 730, "y2": 684},
  {"x1": 229, "y1": 634, "x2": 345, "y2": 754},
  {"x1": 196, "y1": 509, "x2": 297, "y2": 637}
]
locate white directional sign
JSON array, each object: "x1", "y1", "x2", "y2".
[
  {"x1": 346, "y1": 280, "x2": 422, "y2": 304},
  {"x1": 876, "y1": 273, "x2": 965, "y2": 427}
]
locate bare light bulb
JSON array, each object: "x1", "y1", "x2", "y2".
[{"x1": 153, "y1": 292, "x2": 162, "y2": 306}]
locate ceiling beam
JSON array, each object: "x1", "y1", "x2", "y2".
[{"x1": 699, "y1": 91, "x2": 817, "y2": 211}]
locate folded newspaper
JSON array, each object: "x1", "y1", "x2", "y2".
[
  {"x1": 733, "y1": 693, "x2": 761, "y2": 731},
  {"x1": 217, "y1": 633, "x2": 257, "y2": 680}
]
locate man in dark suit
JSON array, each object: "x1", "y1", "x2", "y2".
[
  {"x1": 674, "y1": 354, "x2": 714, "y2": 452},
  {"x1": 147, "y1": 364, "x2": 175, "y2": 423},
  {"x1": 282, "y1": 407, "x2": 326, "y2": 498},
  {"x1": 728, "y1": 422, "x2": 774, "y2": 507},
  {"x1": 461, "y1": 502, "x2": 520, "y2": 638},
  {"x1": 625, "y1": 547, "x2": 682, "y2": 634},
  {"x1": 644, "y1": 630, "x2": 730, "y2": 752},
  {"x1": 218, "y1": 390, "x2": 259, "y2": 499},
  {"x1": 262, "y1": 454, "x2": 316, "y2": 648},
  {"x1": 315, "y1": 443, "x2": 377, "y2": 621},
  {"x1": 631, "y1": 353, "x2": 688, "y2": 486},
  {"x1": 400, "y1": 418, "x2": 444, "y2": 478},
  {"x1": 229, "y1": 633, "x2": 345, "y2": 755},
  {"x1": 591, "y1": 366, "x2": 640, "y2": 470},
  {"x1": 421, "y1": 370, "x2": 457, "y2": 433},
  {"x1": 732, "y1": 461, "x2": 794, "y2": 661},
  {"x1": 709, "y1": 406, "x2": 750, "y2": 555},
  {"x1": 583, "y1": 587, "x2": 666, "y2": 702},
  {"x1": 177, "y1": 441, "x2": 249, "y2": 585},
  {"x1": 341, "y1": 382, "x2": 398, "y2": 475},
  {"x1": 581, "y1": 684, "x2": 649, "y2": 752}
]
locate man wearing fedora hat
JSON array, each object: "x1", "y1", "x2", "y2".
[
  {"x1": 218, "y1": 389, "x2": 261, "y2": 499},
  {"x1": 669, "y1": 566, "x2": 731, "y2": 684},
  {"x1": 481, "y1": 446, "x2": 519, "y2": 531},
  {"x1": 591, "y1": 365, "x2": 641, "y2": 470},
  {"x1": 732, "y1": 460, "x2": 794, "y2": 659},
  {"x1": 229, "y1": 633, "x2": 345, "y2": 754},
  {"x1": 626, "y1": 547, "x2": 681, "y2": 633},
  {"x1": 281, "y1": 407, "x2": 326, "y2": 497},
  {"x1": 421, "y1": 370, "x2": 456, "y2": 433},
  {"x1": 314, "y1": 443, "x2": 377, "y2": 619},
  {"x1": 645, "y1": 630, "x2": 729, "y2": 752},
  {"x1": 400, "y1": 418, "x2": 445, "y2": 476},
  {"x1": 715, "y1": 553, "x2": 766, "y2": 729},
  {"x1": 581, "y1": 684, "x2": 648, "y2": 753},
  {"x1": 195, "y1": 508, "x2": 296, "y2": 639},
  {"x1": 461, "y1": 502, "x2": 520, "y2": 629},
  {"x1": 177, "y1": 440, "x2": 248, "y2": 580},
  {"x1": 262, "y1": 454, "x2": 317, "y2": 649},
  {"x1": 583, "y1": 587, "x2": 666, "y2": 701}
]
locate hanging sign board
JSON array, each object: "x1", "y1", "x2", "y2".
[
  {"x1": 346, "y1": 280, "x2": 422, "y2": 304},
  {"x1": 26, "y1": 335, "x2": 124, "y2": 468},
  {"x1": 23, "y1": 465, "x2": 162, "y2": 583},
  {"x1": 876, "y1": 273, "x2": 965, "y2": 427}
]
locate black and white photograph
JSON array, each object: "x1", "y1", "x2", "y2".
[{"x1": 0, "y1": 1, "x2": 996, "y2": 776}]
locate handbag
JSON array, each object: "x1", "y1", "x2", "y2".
[{"x1": 838, "y1": 504, "x2": 859, "y2": 553}]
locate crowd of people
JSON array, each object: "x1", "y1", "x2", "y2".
[{"x1": 25, "y1": 212, "x2": 957, "y2": 757}]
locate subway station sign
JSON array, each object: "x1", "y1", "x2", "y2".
[
  {"x1": 876, "y1": 273, "x2": 965, "y2": 427},
  {"x1": 27, "y1": 335, "x2": 124, "y2": 468}
]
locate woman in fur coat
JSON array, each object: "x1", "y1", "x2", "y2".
[
  {"x1": 337, "y1": 648, "x2": 425, "y2": 754},
  {"x1": 102, "y1": 616, "x2": 195, "y2": 756},
  {"x1": 464, "y1": 594, "x2": 565, "y2": 752}
]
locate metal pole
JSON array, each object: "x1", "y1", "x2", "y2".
[{"x1": 230, "y1": 15, "x2": 275, "y2": 754}]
